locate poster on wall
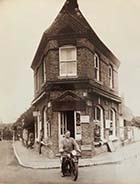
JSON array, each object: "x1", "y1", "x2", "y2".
[{"x1": 81, "y1": 115, "x2": 90, "y2": 123}]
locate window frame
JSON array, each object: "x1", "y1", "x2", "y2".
[
  {"x1": 109, "y1": 65, "x2": 113, "y2": 89},
  {"x1": 35, "y1": 67, "x2": 39, "y2": 92},
  {"x1": 74, "y1": 111, "x2": 81, "y2": 140},
  {"x1": 42, "y1": 59, "x2": 46, "y2": 84},
  {"x1": 94, "y1": 105, "x2": 104, "y2": 141},
  {"x1": 94, "y1": 53, "x2": 100, "y2": 81},
  {"x1": 59, "y1": 45, "x2": 77, "y2": 77},
  {"x1": 109, "y1": 109, "x2": 116, "y2": 139}
]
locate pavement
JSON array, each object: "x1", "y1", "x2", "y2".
[{"x1": 12, "y1": 140, "x2": 140, "y2": 169}]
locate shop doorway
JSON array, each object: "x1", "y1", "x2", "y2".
[
  {"x1": 58, "y1": 111, "x2": 75, "y2": 149},
  {"x1": 59, "y1": 111, "x2": 75, "y2": 138}
]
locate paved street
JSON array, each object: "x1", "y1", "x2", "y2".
[{"x1": 1, "y1": 140, "x2": 140, "y2": 184}]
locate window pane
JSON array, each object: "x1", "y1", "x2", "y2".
[
  {"x1": 96, "y1": 60, "x2": 98, "y2": 68},
  {"x1": 76, "y1": 112, "x2": 81, "y2": 135},
  {"x1": 60, "y1": 61, "x2": 76, "y2": 76},
  {"x1": 94, "y1": 54, "x2": 100, "y2": 81},
  {"x1": 109, "y1": 67, "x2": 112, "y2": 78},
  {"x1": 67, "y1": 61, "x2": 77, "y2": 75},
  {"x1": 61, "y1": 47, "x2": 76, "y2": 61},
  {"x1": 110, "y1": 110, "x2": 113, "y2": 121},
  {"x1": 97, "y1": 107, "x2": 101, "y2": 121},
  {"x1": 60, "y1": 63, "x2": 67, "y2": 76},
  {"x1": 95, "y1": 107, "x2": 101, "y2": 121},
  {"x1": 95, "y1": 69, "x2": 98, "y2": 79},
  {"x1": 94, "y1": 54, "x2": 99, "y2": 68},
  {"x1": 61, "y1": 49, "x2": 67, "y2": 61}
]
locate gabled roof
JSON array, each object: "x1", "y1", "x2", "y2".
[{"x1": 31, "y1": 0, "x2": 120, "y2": 69}]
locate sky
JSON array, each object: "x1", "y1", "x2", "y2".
[{"x1": 0, "y1": 0, "x2": 140, "y2": 123}]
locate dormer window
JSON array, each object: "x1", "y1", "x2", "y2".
[
  {"x1": 109, "y1": 65, "x2": 113, "y2": 88},
  {"x1": 59, "y1": 45, "x2": 77, "y2": 77},
  {"x1": 94, "y1": 53, "x2": 100, "y2": 81}
]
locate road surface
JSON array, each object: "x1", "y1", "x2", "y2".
[{"x1": 0, "y1": 140, "x2": 140, "y2": 184}]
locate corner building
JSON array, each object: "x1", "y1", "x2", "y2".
[{"x1": 31, "y1": 0, "x2": 121, "y2": 158}]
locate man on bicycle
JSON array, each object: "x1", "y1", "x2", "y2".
[{"x1": 59, "y1": 130, "x2": 81, "y2": 176}]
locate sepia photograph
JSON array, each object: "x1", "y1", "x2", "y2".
[{"x1": 0, "y1": 0, "x2": 140, "y2": 183}]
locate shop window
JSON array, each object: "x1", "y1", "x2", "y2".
[
  {"x1": 94, "y1": 106, "x2": 104, "y2": 141},
  {"x1": 109, "y1": 109, "x2": 116, "y2": 139},
  {"x1": 59, "y1": 45, "x2": 77, "y2": 77}
]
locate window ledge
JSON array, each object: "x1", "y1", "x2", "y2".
[
  {"x1": 94, "y1": 79, "x2": 103, "y2": 85},
  {"x1": 94, "y1": 138, "x2": 108, "y2": 146},
  {"x1": 100, "y1": 138, "x2": 108, "y2": 144},
  {"x1": 109, "y1": 87, "x2": 115, "y2": 91},
  {"x1": 35, "y1": 138, "x2": 39, "y2": 143},
  {"x1": 40, "y1": 141, "x2": 49, "y2": 146},
  {"x1": 41, "y1": 139, "x2": 53, "y2": 146},
  {"x1": 58, "y1": 75, "x2": 78, "y2": 79},
  {"x1": 109, "y1": 136, "x2": 118, "y2": 142},
  {"x1": 94, "y1": 142, "x2": 101, "y2": 146},
  {"x1": 35, "y1": 138, "x2": 52, "y2": 146},
  {"x1": 41, "y1": 82, "x2": 46, "y2": 87}
]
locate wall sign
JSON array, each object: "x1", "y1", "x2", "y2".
[
  {"x1": 81, "y1": 115, "x2": 90, "y2": 123},
  {"x1": 105, "y1": 120, "x2": 111, "y2": 129},
  {"x1": 33, "y1": 111, "x2": 38, "y2": 117}
]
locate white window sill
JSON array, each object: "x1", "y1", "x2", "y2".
[
  {"x1": 35, "y1": 138, "x2": 39, "y2": 142},
  {"x1": 109, "y1": 136, "x2": 118, "y2": 141},
  {"x1": 40, "y1": 141, "x2": 48, "y2": 146},
  {"x1": 100, "y1": 138, "x2": 108, "y2": 144},
  {"x1": 41, "y1": 138, "x2": 53, "y2": 146},
  {"x1": 58, "y1": 75, "x2": 78, "y2": 79},
  {"x1": 94, "y1": 79, "x2": 103, "y2": 85},
  {"x1": 109, "y1": 87, "x2": 115, "y2": 91},
  {"x1": 94, "y1": 138, "x2": 107, "y2": 146},
  {"x1": 41, "y1": 82, "x2": 46, "y2": 87}
]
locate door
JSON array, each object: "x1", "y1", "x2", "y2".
[
  {"x1": 58, "y1": 111, "x2": 75, "y2": 149},
  {"x1": 67, "y1": 111, "x2": 75, "y2": 138}
]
